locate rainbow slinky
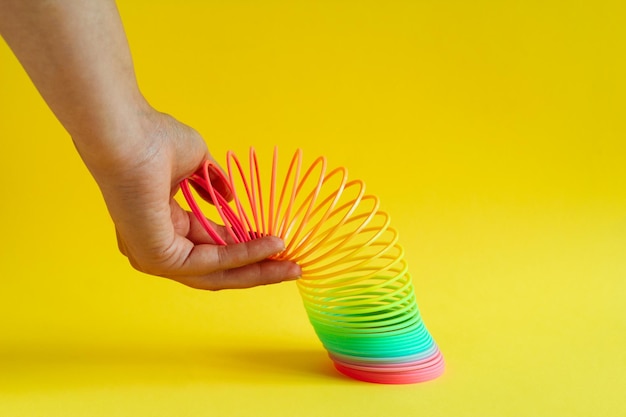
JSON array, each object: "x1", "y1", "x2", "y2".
[{"x1": 181, "y1": 148, "x2": 444, "y2": 384}]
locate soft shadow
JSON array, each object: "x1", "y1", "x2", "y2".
[
  {"x1": 214, "y1": 345, "x2": 340, "y2": 380},
  {"x1": 0, "y1": 343, "x2": 344, "y2": 391}
]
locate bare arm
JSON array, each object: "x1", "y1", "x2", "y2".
[{"x1": 0, "y1": 0, "x2": 301, "y2": 289}]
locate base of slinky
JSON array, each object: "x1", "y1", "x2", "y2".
[{"x1": 330, "y1": 348, "x2": 445, "y2": 384}]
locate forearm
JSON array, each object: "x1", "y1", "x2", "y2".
[
  {"x1": 1, "y1": 0, "x2": 301, "y2": 288},
  {"x1": 0, "y1": 0, "x2": 149, "y2": 170}
]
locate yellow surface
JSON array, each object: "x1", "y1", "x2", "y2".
[{"x1": 1, "y1": 1, "x2": 625, "y2": 416}]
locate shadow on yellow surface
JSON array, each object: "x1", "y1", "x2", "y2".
[{"x1": 1, "y1": 343, "x2": 339, "y2": 392}]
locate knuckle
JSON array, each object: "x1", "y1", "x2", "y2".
[{"x1": 217, "y1": 242, "x2": 250, "y2": 267}]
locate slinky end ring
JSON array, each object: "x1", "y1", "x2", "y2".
[{"x1": 332, "y1": 348, "x2": 445, "y2": 384}]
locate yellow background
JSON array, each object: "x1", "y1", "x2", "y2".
[{"x1": 1, "y1": 1, "x2": 625, "y2": 416}]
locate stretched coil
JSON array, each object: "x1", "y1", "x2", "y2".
[{"x1": 181, "y1": 148, "x2": 444, "y2": 384}]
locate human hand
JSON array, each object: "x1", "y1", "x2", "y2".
[
  {"x1": 0, "y1": 0, "x2": 302, "y2": 289},
  {"x1": 82, "y1": 108, "x2": 302, "y2": 290}
]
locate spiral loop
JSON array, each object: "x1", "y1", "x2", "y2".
[{"x1": 181, "y1": 148, "x2": 444, "y2": 384}]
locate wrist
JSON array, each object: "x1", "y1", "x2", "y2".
[{"x1": 71, "y1": 94, "x2": 161, "y2": 175}]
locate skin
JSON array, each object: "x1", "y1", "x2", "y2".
[{"x1": 0, "y1": 0, "x2": 302, "y2": 290}]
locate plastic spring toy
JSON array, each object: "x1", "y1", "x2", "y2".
[{"x1": 181, "y1": 148, "x2": 444, "y2": 384}]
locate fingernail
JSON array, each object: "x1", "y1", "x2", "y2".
[
  {"x1": 268, "y1": 236, "x2": 286, "y2": 251},
  {"x1": 287, "y1": 263, "x2": 302, "y2": 280}
]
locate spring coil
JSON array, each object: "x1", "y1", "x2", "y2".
[{"x1": 181, "y1": 148, "x2": 444, "y2": 384}]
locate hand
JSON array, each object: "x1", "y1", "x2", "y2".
[
  {"x1": 84, "y1": 109, "x2": 302, "y2": 290},
  {"x1": 0, "y1": 0, "x2": 300, "y2": 290}
]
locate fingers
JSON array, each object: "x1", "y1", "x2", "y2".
[
  {"x1": 118, "y1": 232, "x2": 302, "y2": 291},
  {"x1": 171, "y1": 235, "x2": 302, "y2": 290},
  {"x1": 177, "y1": 236, "x2": 287, "y2": 275},
  {"x1": 174, "y1": 259, "x2": 302, "y2": 291},
  {"x1": 175, "y1": 236, "x2": 302, "y2": 290}
]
